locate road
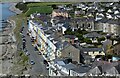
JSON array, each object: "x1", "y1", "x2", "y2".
[{"x1": 22, "y1": 21, "x2": 48, "y2": 77}]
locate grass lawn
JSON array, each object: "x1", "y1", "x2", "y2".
[
  {"x1": 25, "y1": 6, "x2": 53, "y2": 16},
  {"x1": 25, "y1": 2, "x2": 73, "y2": 16},
  {"x1": 1, "y1": 0, "x2": 22, "y2": 2},
  {"x1": 18, "y1": 51, "x2": 29, "y2": 65},
  {"x1": 27, "y1": 2, "x2": 72, "y2": 7},
  {"x1": 10, "y1": 14, "x2": 27, "y2": 48}
]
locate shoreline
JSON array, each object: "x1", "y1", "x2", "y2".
[
  {"x1": 1, "y1": 2, "x2": 30, "y2": 75},
  {"x1": 0, "y1": 3, "x2": 21, "y2": 74},
  {"x1": 9, "y1": 3, "x2": 22, "y2": 14}
]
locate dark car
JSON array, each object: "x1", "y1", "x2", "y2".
[
  {"x1": 34, "y1": 47, "x2": 38, "y2": 51},
  {"x1": 30, "y1": 60, "x2": 35, "y2": 65},
  {"x1": 38, "y1": 52, "x2": 42, "y2": 55},
  {"x1": 22, "y1": 38, "x2": 26, "y2": 42},
  {"x1": 43, "y1": 60, "x2": 48, "y2": 65}
]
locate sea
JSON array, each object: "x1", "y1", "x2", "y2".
[{"x1": 0, "y1": 3, "x2": 16, "y2": 31}]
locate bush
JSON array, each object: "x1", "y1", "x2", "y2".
[
  {"x1": 84, "y1": 38, "x2": 92, "y2": 44},
  {"x1": 15, "y1": 2, "x2": 28, "y2": 13},
  {"x1": 97, "y1": 36, "x2": 105, "y2": 42}
]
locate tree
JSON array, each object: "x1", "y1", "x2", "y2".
[
  {"x1": 15, "y1": 2, "x2": 28, "y2": 13},
  {"x1": 64, "y1": 28, "x2": 74, "y2": 35},
  {"x1": 97, "y1": 37, "x2": 105, "y2": 43},
  {"x1": 51, "y1": 4, "x2": 58, "y2": 9},
  {"x1": 66, "y1": 4, "x2": 72, "y2": 8},
  {"x1": 84, "y1": 38, "x2": 92, "y2": 44}
]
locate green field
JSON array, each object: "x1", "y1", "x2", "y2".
[
  {"x1": 1, "y1": 0, "x2": 22, "y2": 2},
  {"x1": 25, "y1": 6, "x2": 53, "y2": 16},
  {"x1": 16, "y1": 2, "x2": 73, "y2": 16},
  {"x1": 27, "y1": 2, "x2": 72, "y2": 7},
  {"x1": 25, "y1": 2, "x2": 73, "y2": 16}
]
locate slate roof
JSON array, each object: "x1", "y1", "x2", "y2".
[
  {"x1": 74, "y1": 17, "x2": 94, "y2": 22},
  {"x1": 81, "y1": 47, "x2": 103, "y2": 52},
  {"x1": 88, "y1": 66, "x2": 102, "y2": 75},
  {"x1": 97, "y1": 18, "x2": 120, "y2": 25},
  {"x1": 64, "y1": 35, "x2": 77, "y2": 39},
  {"x1": 62, "y1": 63, "x2": 77, "y2": 70},
  {"x1": 54, "y1": 57, "x2": 73, "y2": 65},
  {"x1": 91, "y1": 61, "x2": 120, "y2": 74},
  {"x1": 71, "y1": 65, "x2": 91, "y2": 73},
  {"x1": 61, "y1": 41, "x2": 80, "y2": 53},
  {"x1": 91, "y1": 61, "x2": 105, "y2": 72},
  {"x1": 84, "y1": 32, "x2": 102, "y2": 38},
  {"x1": 55, "y1": 41, "x2": 63, "y2": 49},
  {"x1": 56, "y1": 61, "x2": 66, "y2": 66},
  {"x1": 115, "y1": 64, "x2": 120, "y2": 74}
]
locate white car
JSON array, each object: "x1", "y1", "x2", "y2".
[
  {"x1": 25, "y1": 52, "x2": 30, "y2": 56},
  {"x1": 46, "y1": 65, "x2": 49, "y2": 70}
]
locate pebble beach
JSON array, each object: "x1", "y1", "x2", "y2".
[{"x1": 0, "y1": 3, "x2": 21, "y2": 74}]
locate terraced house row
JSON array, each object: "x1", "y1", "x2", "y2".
[{"x1": 26, "y1": 2, "x2": 120, "y2": 76}]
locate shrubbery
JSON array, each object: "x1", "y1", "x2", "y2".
[{"x1": 15, "y1": 2, "x2": 28, "y2": 13}]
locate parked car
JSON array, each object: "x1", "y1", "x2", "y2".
[
  {"x1": 46, "y1": 66, "x2": 49, "y2": 70},
  {"x1": 30, "y1": 60, "x2": 35, "y2": 65},
  {"x1": 27, "y1": 31, "x2": 29, "y2": 36},
  {"x1": 24, "y1": 48, "x2": 28, "y2": 52},
  {"x1": 34, "y1": 47, "x2": 38, "y2": 51},
  {"x1": 22, "y1": 34, "x2": 25, "y2": 38},
  {"x1": 22, "y1": 38, "x2": 26, "y2": 42},
  {"x1": 43, "y1": 60, "x2": 48, "y2": 65},
  {"x1": 25, "y1": 52, "x2": 30, "y2": 56},
  {"x1": 38, "y1": 52, "x2": 42, "y2": 55}
]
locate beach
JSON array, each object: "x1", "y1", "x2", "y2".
[
  {"x1": 0, "y1": 18, "x2": 17, "y2": 74},
  {"x1": 0, "y1": 3, "x2": 23, "y2": 74},
  {"x1": 9, "y1": 3, "x2": 22, "y2": 14}
]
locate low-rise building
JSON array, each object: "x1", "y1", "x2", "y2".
[
  {"x1": 52, "y1": 10, "x2": 69, "y2": 18},
  {"x1": 71, "y1": 17, "x2": 95, "y2": 31},
  {"x1": 88, "y1": 61, "x2": 120, "y2": 76},
  {"x1": 60, "y1": 41, "x2": 81, "y2": 63},
  {"x1": 113, "y1": 43, "x2": 120, "y2": 55},
  {"x1": 81, "y1": 47, "x2": 105, "y2": 59},
  {"x1": 70, "y1": 65, "x2": 91, "y2": 76},
  {"x1": 64, "y1": 35, "x2": 78, "y2": 44},
  {"x1": 83, "y1": 32, "x2": 103, "y2": 43},
  {"x1": 95, "y1": 19, "x2": 120, "y2": 35}
]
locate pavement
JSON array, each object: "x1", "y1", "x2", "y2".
[{"x1": 22, "y1": 21, "x2": 48, "y2": 77}]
